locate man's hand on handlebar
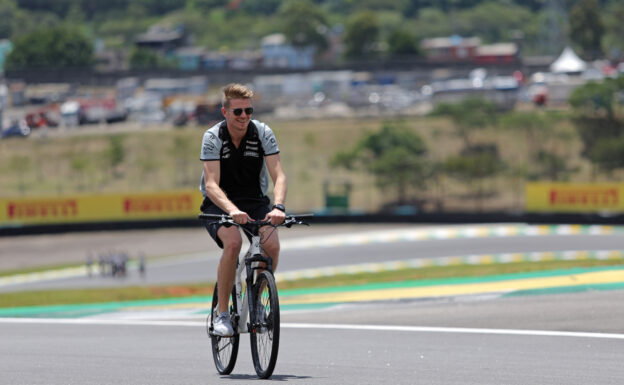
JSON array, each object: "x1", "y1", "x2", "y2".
[
  {"x1": 263, "y1": 208, "x2": 286, "y2": 226},
  {"x1": 229, "y1": 209, "x2": 252, "y2": 224}
]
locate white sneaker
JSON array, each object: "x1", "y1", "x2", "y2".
[{"x1": 213, "y1": 311, "x2": 234, "y2": 337}]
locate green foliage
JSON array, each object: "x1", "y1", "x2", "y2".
[
  {"x1": 456, "y1": 1, "x2": 533, "y2": 43},
  {"x1": 431, "y1": 97, "x2": 498, "y2": 126},
  {"x1": 568, "y1": 0, "x2": 605, "y2": 60},
  {"x1": 430, "y1": 97, "x2": 498, "y2": 147},
  {"x1": 587, "y1": 137, "x2": 624, "y2": 173},
  {"x1": 343, "y1": 10, "x2": 380, "y2": 59},
  {"x1": 331, "y1": 120, "x2": 428, "y2": 204},
  {"x1": 568, "y1": 77, "x2": 624, "y2": 120},
  {"x1": 411, "y1": 7, "x2": 453, "y2": 39},
  {"x1": 534, "y1": 150, "x2": 576, "y2": 181},
  {"x1": 569, "y1": 76, "x2": 624, "y2": 174},
  {"x1": 386, "y1": 27, "x2": 420, "y2": 56},
  {"x1": 443, "y1": 144, "x2": 504, "y2": 181},
  {"x1": 442, "y1": 144, "x2": 505, "y2": 210},
  {"x1": 106, "y1": 135, "x2": 126, "y2": 177},
  {"x1": 603, "y1": 1, "x2": 624, "y2": 59},
  {"x1": 128, "y1": 46, "x2": 159, "y2": 69},
  {"x1": 278, "y1": 0, "x2": 329, "y2": 51},
  {"x1": 0, "y1": 0, "x2": 19, "y2": 38},
  {"x1": 5, "y1": 24, "x2": 93, "y2": 69}
]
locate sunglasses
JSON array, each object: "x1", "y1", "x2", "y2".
[{"x1": 231, "y1": 107, "x2": 254, "y2": 116}]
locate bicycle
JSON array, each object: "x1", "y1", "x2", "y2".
[{"x1": 198, "y1": 212, "x2": 312, "y2": 379}]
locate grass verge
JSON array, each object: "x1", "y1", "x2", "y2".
[{"x1": 1, "y1": 259, "x2": 623, "y2": 308}]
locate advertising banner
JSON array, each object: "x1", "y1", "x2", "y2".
[
  {"x1": 0, "y1": 190, "x2": 204, "y2": 226},
  {"x1": 526, "y1": 183, "x2": 624, "y2": 213}
]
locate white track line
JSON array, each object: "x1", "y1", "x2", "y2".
[{"x1": 0, "y1": 317, "x2": 623, "y2": 340}]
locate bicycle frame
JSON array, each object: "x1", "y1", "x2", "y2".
[{"x1": 233, "y1": 230, "x2": 273, "y2": 334}]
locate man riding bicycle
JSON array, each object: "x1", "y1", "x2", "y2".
[{"x1": 199, "y1": 83, "x2": 287, "y2": 337}]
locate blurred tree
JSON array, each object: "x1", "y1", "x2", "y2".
[
  {"x1": 187, "y1": 0, "x2": 229, "y2": 13},
  {"x1": 569, "y1": 77, "x2": 624, "y2": 176},
  {"x1": 498, "y1": 111, "x2": 577, "y2": 181},
  {"x1": 128, "y1": 46, "x2": 159, "y2": 69},
  {"x1": 64, "y1": 1, "x2": 86, "y2": 24},
  {"x1": 442, "y1": 144, "x2": 504, "y2": 211},
  {"x1": 106, "y1": 134, "x2": 126, "y2": 179},
  {"x1": 240, "y1": 0, "x2": 281, "y2": 14},
  {"x1": 343, "y1": 10, "x2": 380, "y2": 59},
  {"x1": 331, "y1": 120, "x2": 429, "y2": 205},
  {"x1": 568, "y1": 0, "x2": 604, "y2": 60},
  {"x1": 387, "y1": 27, "x2": 420, "y2": 56},
  {"x1": 278, "y1": 0, "x2": 329, "y2": 52},
  {"x1": 351, "y1": 0, "x2": 410, "y2": 12},
  {"x1": 430, "y1": 97, "x2": 498, "y2": 148},
  {"x1": 534, "y1": 149, "x2": 576, "y2": 181},
  {"x1": 0, "y1": 0, "x2": 19, "y2": 38},
  {"x1": 15, "y1": 0, "x2": 75, "y2": 16},
  {"x1": 412, "y1": 7, "x2": 453, "y2": 39},
  {"x1": 587, "y1": 137, "x2": 624, "y2": 175},
  {"x1": 94, "y1": 14, "x2": 152, "y2": 50},
  {"x1": 456, "y1": 1, "x2": 533, "y2": 43},
  {"x1": 5, "y1": 25, "x2": 93, "y2": 69},
  {"x1": 569, "y1": 77, "x2": 624, "y2": 120},
  {"x1": 602, "y1": 1, "x2": 624, "y2": 60}
]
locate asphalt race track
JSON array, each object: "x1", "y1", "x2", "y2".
[{"x1": 1, "y1": 223, "x2": 623, "y2": 384}]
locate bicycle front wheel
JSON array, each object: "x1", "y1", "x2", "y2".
[
  {"x1": 208, "y1": 281, "x2": 239, "y2": 375},
  {"x1": 250, "y1": 270, "x2": 280, "y2": 379}
]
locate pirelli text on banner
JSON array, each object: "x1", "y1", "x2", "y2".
[
  {"x1": 526, "y1": 183, "x2": 624, "y2": 213},
  {"x1": 0, "y1": 190, "x2": 204, "y2": 225}
]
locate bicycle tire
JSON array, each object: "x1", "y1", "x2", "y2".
[
  {"x1": 208, "y1": 281, "x2": 239, "y2": 375},
  {"x1": 250, "y1": 270, "x2": 280, "y2": 379}
]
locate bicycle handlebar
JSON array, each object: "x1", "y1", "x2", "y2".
[{"x1": 198, "y1": 212, "x2": 313, "y2": 228}]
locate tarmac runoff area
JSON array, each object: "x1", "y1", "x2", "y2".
[{"x1": 0, "y1": 224, "x2": 622, "y2": 319}]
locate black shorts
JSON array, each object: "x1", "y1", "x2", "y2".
[{"x1": 200, "y1": 196, "x2": 271, "y2": 249}]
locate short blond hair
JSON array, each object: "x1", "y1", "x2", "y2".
[{"x1": 221, "y1": 83, "x2": 254, "y2": 108}]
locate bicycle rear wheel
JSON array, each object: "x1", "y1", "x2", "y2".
[
  {"x1": 250, "y1": 270, "x2": 280, "y2": 379},
  {"x1": 208, "y1": 282, "x2": 239, "y2": 375}
]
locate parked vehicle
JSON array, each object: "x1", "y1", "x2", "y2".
[
  {"x1": 1, "y1": 118, "x2": 30, "y2": 138},
  {"x1": 60, "y1": 98, "x2": 127, "y2": 126},
  {"x1": 25, "y1": 107, "x2": 60, "y2": 129}
]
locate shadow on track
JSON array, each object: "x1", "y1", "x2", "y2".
[{"x1": 221, "y1": 373, "x2": 313, "y2": 381}]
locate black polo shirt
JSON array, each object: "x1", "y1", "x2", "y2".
[{"x1": 200, "y1": 120, "x2": 280, "y2": 202}]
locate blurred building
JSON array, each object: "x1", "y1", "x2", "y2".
[
  {"x1": 260, "y1": 33, "x2": 315, "y2": 69},
  {"x1": 421, "y1": 35, "x2": 481, "y2": 62},
  {"x1": 475, "y1": 43, "x2": 519, "y2": 65},
  {"x1": 135, "y1": 25, "x2": 188, "y2": 56}
]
